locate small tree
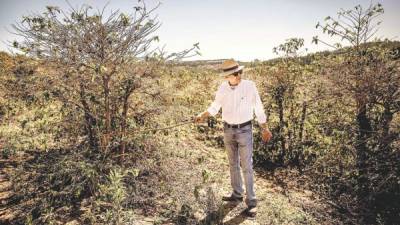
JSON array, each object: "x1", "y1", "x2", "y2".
[
  {"x1": 255, "y1": 38, "x2": 312, "y2": 167},
  {"x1": 11, "y1": 1, "x2": 198, "y2": 158},
  {"x1": 313, "y1": 3, "x2": 400, "y2": 222}
]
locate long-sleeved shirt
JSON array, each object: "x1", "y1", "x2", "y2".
[{"x1": 207, "y1": 79, "x2": 267, "y2": 125}]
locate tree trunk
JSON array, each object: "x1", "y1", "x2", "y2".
[
  {"x1": 299, "y1": 101, "x2": 307, "y2": 142},
  {"x1": 120, "y1": 89, "x2": 132, "y2": 162},
  {"x1": 380, "y1": 103, "x2": 394, "y2": 151},
  {"x1": 80, "y1": 82, "x2": 98, "y2": 150},
  {"x1": 355, "y1": 103, "x2": 372, "y2": 199},
  {"x1": 118, "y1": 79, "x2": 135, "y2": 162},
  {"x1": 276, "y1": 87, "x2": 286, "y2": 165},
  {"x1": 102, "y1": 75, "x2": 111, "y2": 152}
]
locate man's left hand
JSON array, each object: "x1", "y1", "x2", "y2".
[{"x1": 260, "y1": 126, "x2": 272, "y2": 143}]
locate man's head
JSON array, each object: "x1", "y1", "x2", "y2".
[
  {"x1": 224, "y1": 70, "x2": 242, "y2": 84},
  {"x1": 220, "y1": 59, "x2": 244, "y2": 85}
]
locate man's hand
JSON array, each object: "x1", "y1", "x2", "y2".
[
  {"x1": 260, "y1": 123, "x2": 272, "y2": 143},
  {"x1": 194, "y1": 111, "x2": 210, "y2": 124}
]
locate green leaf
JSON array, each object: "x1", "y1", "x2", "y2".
[
  {"x1": 194, "y1": 185, "x2": 201, "y2": 200},
  {"x1": 12, "y1": 40, "x2": 19, "y2": 48},
  {"x1": 131, "y1": 168, "x2": 140, "y2": 177},
  {"x1": 312, "y1": 36, "x2": 319, "y2": 45},
  {"x1": 100, "y1": 65, "x2": 108, "y2": 73}
]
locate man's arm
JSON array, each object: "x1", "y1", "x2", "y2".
[
  {"x1": 253, "y1": 82, "x2": 267, "y2": 125},
  {"x1": 253, "y1": 82, "x2": 272, "y2": 142},
  {"x1": 195, "y1": 84, "x2": 223, "y2": 123}
]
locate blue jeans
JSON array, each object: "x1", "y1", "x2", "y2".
[{"x1": 223, "y1": 122, "x2": 257, "y2": 207}]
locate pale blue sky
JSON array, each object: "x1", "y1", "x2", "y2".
[{"x1": 0, "y1": 0, "x2": 399, "y2": 61}]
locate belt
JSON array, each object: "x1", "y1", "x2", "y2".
[{"x1": 224, "y1": 120, "x2": 252, "y2": 129}]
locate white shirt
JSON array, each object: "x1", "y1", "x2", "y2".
[{"x1": 207, "y1": 79, "x2": 267, "y2": 125}]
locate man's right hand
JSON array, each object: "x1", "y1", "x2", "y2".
[{"x1": 194, "y1": 111, "x2": 210, "y2": 124}]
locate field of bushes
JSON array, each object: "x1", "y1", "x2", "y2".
[{"x1": 0, "y1": 2, "x2": 399, "y2": 225}]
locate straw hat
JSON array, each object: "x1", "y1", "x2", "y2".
[{"x1": 219, "y1": 59, "x2": 244, "y2": 77}]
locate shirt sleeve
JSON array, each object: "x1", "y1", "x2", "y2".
[
  {"x1": 253, "y1": 82, "x2": 267, "y2": 124},
  {"x1": 207, "y1": 84, "x2": 223, "y2": 116}
]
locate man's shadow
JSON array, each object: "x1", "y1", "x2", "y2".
[
  {"x1": 223, "y1": 211, "x2": 249, "y2": 225},
  {"x1": 198, "y1": 202, "x2": 235, "y2": 225},
  {"x1": 198, "y1": 201, "x2": 249, "y2": 225}
]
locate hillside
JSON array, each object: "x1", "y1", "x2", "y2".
[{"x1": 1, "y1": 38, "x2": 399, "y2": 224}]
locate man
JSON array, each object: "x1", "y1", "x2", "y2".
[{"x1": 195, "y1": 59, "x2": 272, "y2": 217}]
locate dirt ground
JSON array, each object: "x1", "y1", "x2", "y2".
[{"x1": 0, "y1": 126, "x2": 340, "y2": 225}]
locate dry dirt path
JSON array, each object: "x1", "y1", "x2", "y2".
[
  {"x1": 0, "y1": 131, "x2": 337, "y2": 225},
  {"x1": 159, "y1": 130, "x2": 337, "y2": 225}
]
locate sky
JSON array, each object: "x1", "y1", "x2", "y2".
[{"x1": 0, "y1": 0, "x2": 399, "y2": 61}]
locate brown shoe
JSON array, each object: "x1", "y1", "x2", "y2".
[
  {"x1": 244, "y1": 206, "x2": 257, "y2": 217},
  {"x1": 222, "y1": 195, "x2": 243, "y2": 202}
]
